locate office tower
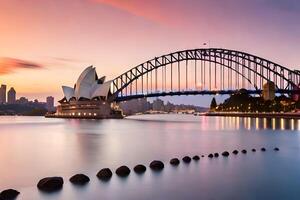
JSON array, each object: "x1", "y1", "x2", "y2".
[
  {"x1": 0, "y1": 84, "x2": 7, "y2": 104},
  {"x1": 7, "y1": 87, "x2": 16, "y2": 104},
  {"x1": 46, "y1": 96, "x2": 55, "y2": 111}
]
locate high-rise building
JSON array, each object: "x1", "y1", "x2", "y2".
[
  {"x1": 7, "y1": 87, "x2": 16, "y2": 104},
  {"x1": 262, "y1": 81, "x2": 275, "y2": 101},
  {"x1": 46, "y1": 96, "x2": 55, "y2": 111},
  {"x1": 0, "y1": 84, "x2": 7, "y2": 104}
]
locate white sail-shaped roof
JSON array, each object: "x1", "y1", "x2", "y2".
[
  {"x1": 62, "y1": 86, "x2": 75, "y2": 101},
  {"x1": 91, "y1": 80, "x2": 112, "y2": 99},
  {"x1": 75, "y1": 66, "x2": 96, "y2": 99},
  {"x1": 61, "y1": 66, "x2": 112, "y2": 101}
]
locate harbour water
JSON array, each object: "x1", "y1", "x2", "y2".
[{"x1": 1, "y1": 114, "x2": 300, "y2": 199}]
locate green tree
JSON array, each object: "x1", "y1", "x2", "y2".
[{"x1": 210, "y1": 97, "x2": 217, "y2": 110}]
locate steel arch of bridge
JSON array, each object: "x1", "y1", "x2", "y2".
[{"x1": 110, "y1": 48, "x2": 300, "y2": 102}]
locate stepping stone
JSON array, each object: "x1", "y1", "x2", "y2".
[
  {"x1": 115, "y1": 166, "x2": 131, "y2": 177},
  {"x1": 37, "y1": 177, "x2": 63, "y2": 192},
  {"x1": 192, "y1": 155, "x2": 200, "y2": 161},
  {"x1": 170, "y1": 158, "x2": 180, "y2": 165},
  {"x1": 97, "y1": 168, "x2": 112, "y2": 180},
  {"x1": 182, "y1": 156, "x2": 192, "y2": 163},
  {"x1": 149, "y1": 160, "x2": 164, "y2": 171},
  {"x1": 232, "y1": 150, "x2": 239, "y2": 155},
  {"x1": 0, "y1": 189, "x2": 20, "y2": 200},
  {"x1": 134, "y1": 165, "x2": 146, "y2": 174},
  {"x1": 274, "y1": 147, "x2": 280, "y2": 151},
  {"x1": 69, "y1": 174, "x2": 90, "y2": 185},
  {"x1": 222, "y1": 151, "x2": 229, "y2": 157}
]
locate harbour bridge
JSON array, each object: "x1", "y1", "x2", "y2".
[{"x1": 110, "y1": 48, "x2": 300, "y2": 102}]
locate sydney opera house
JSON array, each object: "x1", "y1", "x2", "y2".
[{"x1": 47, "y1": 66, "x2": 123, "y2": 119}]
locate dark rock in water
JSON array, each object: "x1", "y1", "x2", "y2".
[
  {"x1": 261, "y1": 148, "x2": 266, "y2": 152},
  {"x1": 232, "y1": 150, "x2": 239, "y2": 155},
  {"x1": 134, "y1": 165, "x2": 146, "y2": 174},
  {"x1": 222, "y1": 151, "x2": 230, "y2": 157},
  {"x1": 37, "y1": 177, "x2": 63, "y2": 192},
  {"x1": 192, "y1": 155, "x2": 200, "y2": 161},
  {"x1": 149, "y1": 160, "x2": 164, "y2": 170},
  {"x1": 69, "y1": 174, "x2": 90, "y2": 185},
  {"x1": 242, "y1": 149, "x2": 247, "y2": 154},
  {"x1": 208, "y1": 154, "x2": 214, "y2": 158},
  {"x1": 214, "y1": 153, "x2": 219, "y2": 157},
  {"x1": 252, "y1": 149, "x2": 256, "y2": 152},
  {"x1": 97, "y1": 168, "x2": 113, "y2": 180},
  {"x1": 274, "y1": 147, "x2": 280, "y2": 151},
  {"x1": 182, "y1": 156, "x2": 192, "y2": 163},
  {"x1": 170, "y1": 158, "x2": 180, "y2": 165},
  {"x1": 115, "y1": 166, "x2": 131, "y2": 177},
  {"x1": 0, "y1": 189, "x2": 20, "y2": 200}
]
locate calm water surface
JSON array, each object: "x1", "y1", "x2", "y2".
[{"x1": 0, "y1": 114, "x2": 300, "y2": 200}]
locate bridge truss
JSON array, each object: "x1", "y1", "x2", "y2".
[{"x1": 110, "y1": 48, "x2": 300, "y2": 102}]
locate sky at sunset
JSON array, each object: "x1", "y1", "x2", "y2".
[{"x1": 0, "y1": 0, "x2": 299, "y2": 105}]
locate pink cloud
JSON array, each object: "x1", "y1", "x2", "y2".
[
  {"x1": 92, "y1": 0, "x2": 181, "y2": 26},
  {"x1": 0, "y1": 57, "x2": 43, "y2": 75}
]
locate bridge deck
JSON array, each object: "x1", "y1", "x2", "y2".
[{"x1": 115, "y1": 89, "x2": 299, "y2": 102}]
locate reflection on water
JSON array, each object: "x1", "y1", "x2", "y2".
[
  {"x1": 130, "y1": 114, "x2": 300, "y2": 131},
  {"x1": 212, "y1": 116, "x2": 300, "y2": 131},
  {"x1": 0, "y1": 115, "x2": 300, "y2": 200}
]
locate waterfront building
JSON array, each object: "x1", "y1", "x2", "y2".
[
  {"x1": 46, "y1": 96, "x2": 55, "y2": 111},
  {"x1": 262, "y1": 81, "x2": 275, "y2": 101},
  {"x1": 119, "y1": 98, "x2": 150, "y2": 115},
  {"x1": 48, "y1": 66, "x2": 122, "y2": 119},
  {"x1": 152, "y1": 98, "x2": 164, "y2": 111},
  {"x1": 7, "y1": 87, "x2": 16, "y2": 104},
  {"x1": 0, "y1": 84, "x2": 7, "y2": 104}
]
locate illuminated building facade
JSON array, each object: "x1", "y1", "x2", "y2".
[
  {"x1": 262, "y1": 81, "x2": 275, "y2": 101},
  {"x1": 47, "y1": 66, "x2": 123, "y2": 119}
]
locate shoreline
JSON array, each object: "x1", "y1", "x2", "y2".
[{"x1": 205, "y1": 112, "x2": 300, "y2": 119}]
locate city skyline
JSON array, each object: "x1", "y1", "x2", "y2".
[
  {"x1": 0, "y1": 82, "x2": 54, "y2": 105},
  {"x1": 0, "y1": 0, "x2": 299, "y2": 104}
]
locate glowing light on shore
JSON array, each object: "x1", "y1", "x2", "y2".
[
  {"x1": 263, "y1": 118, "x2": 267, "y2": 129},
  {"x1": 247, "y1": 117, "x2": 251, "y2": 130},
  {"x1": 291, "y1": 119, "x2": 294, "y2": 130},
  {"x1": 272, "y1": 118, "x2": 275, "y2": 130},
  {"x1": 221, "y1": 116, "x2": 224, "y2": 130},
  {"x1": 236, "y1": 117, "x2": 240, "y2": 130},
  {"x1": 280, "y1": 119, "x2": 285, "y2": 130}
]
